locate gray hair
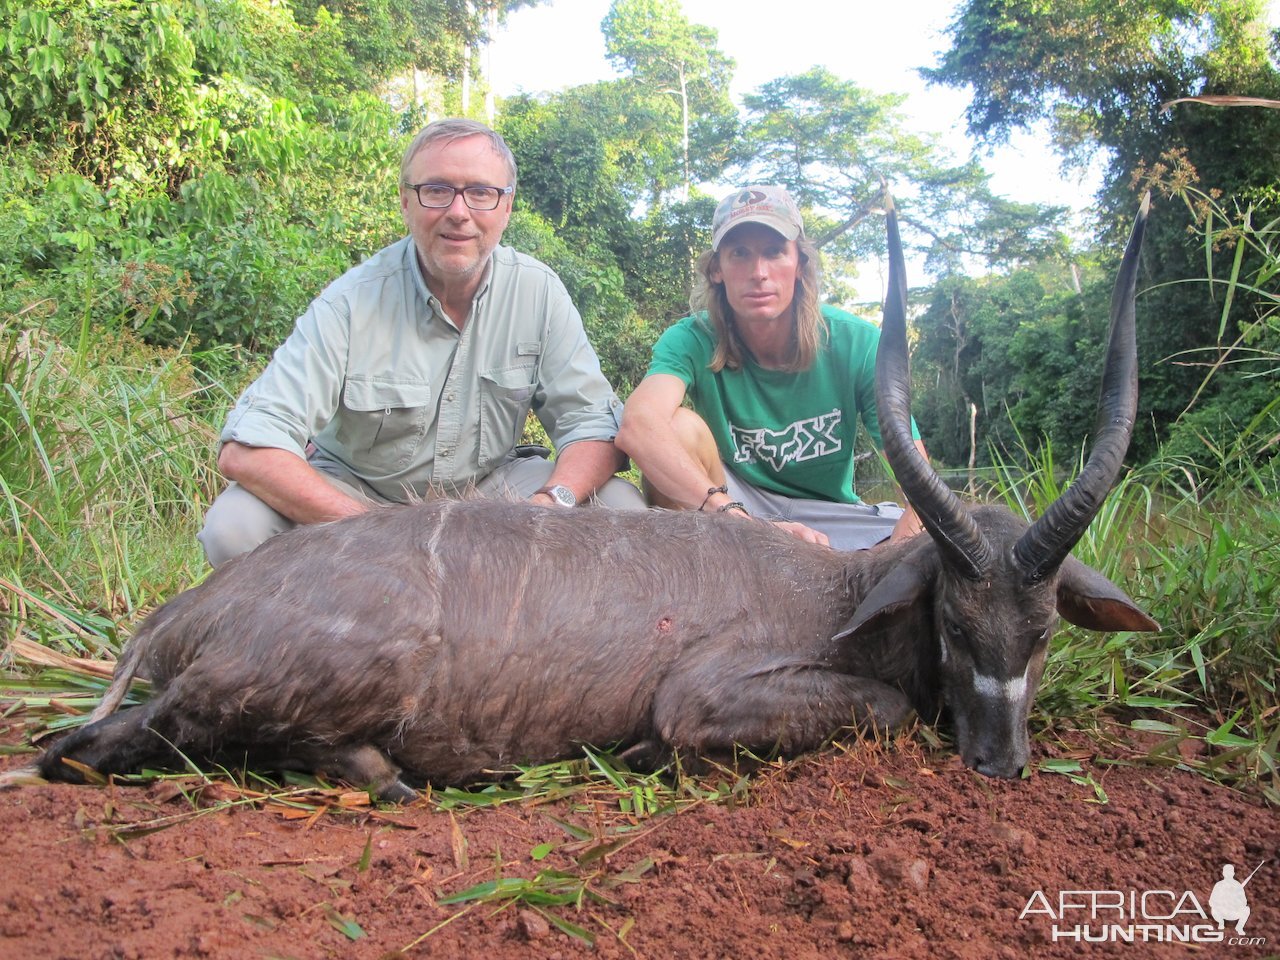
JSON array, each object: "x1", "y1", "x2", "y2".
[{"x1": 400, "y1": 119, "x2": 518, "y2": 190}]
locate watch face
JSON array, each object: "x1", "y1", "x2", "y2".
[{"x1": 546, "y1": 485, "x2": 576, "y2": 507}]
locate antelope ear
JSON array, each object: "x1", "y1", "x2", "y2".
[
  {"x1": 834, "y1": 553, "x2": 937, "y2": 640},
  {"x1": 1056, "y1": 555, "x2": 1160, "y2": 632}
]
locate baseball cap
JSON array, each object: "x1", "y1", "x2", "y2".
[{"x1": 711, "y1": 185, "x2": 805, "y2": 251}]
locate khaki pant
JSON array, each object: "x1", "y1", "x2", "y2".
[{"x1": 198, "y1": 450, "x2": 644, "y2": 568}]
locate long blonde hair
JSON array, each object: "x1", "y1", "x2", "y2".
[{"x1": 690, "y1": 236, "x2": 825, "y2": 372}]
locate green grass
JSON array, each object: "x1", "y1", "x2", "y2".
[
  {"x1": 2, "y1": 316, "x2": 229, "y2": 638},
  {"x1": 2, "y1": 308, "x2": 1277, "y2": 808},
  {"x1": 986, "y1": 437, "x2": 1279, "y2": 802}
]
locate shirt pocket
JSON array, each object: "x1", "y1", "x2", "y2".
[
  {"x1": 336, "y1": 377, "x2": 435, "y2": 473},
  {"x1": 478, "y1": 363, "x2": 536, "y2": 469}
]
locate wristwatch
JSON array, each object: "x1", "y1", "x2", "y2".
[{"x1": 535, "y1": 484, "x2": 577, "y2": 507}]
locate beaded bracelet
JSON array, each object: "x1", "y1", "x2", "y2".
[
  {"x1": 716, "y1": 501, "x2": 748, "y2": 515},
  {"x1": 698, "y1": 484, "x2": 728, "y2": 511}
]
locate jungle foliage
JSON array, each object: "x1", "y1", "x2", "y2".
[
  {"x1": 1, "y1": 0, "x2": 1276, "y2": 462},
  {"x1": 924, "y1": 0, "x2": 1280, "y2": 464}
]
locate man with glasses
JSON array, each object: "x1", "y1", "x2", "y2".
[{"x1": 199, "y1": 119, "x2": 643, "y2": 567}]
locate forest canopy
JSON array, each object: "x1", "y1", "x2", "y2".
[{"x1": 2, "y1": 0, "x2": 1277, "y2": 468}]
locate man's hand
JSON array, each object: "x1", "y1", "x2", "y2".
[
  {"x1": 219, "y1": 442, "x2": 368, "y2": 525},
  {"x1": 770, "y1": 519, "x2": 830, "y2": 546},
  {"x1": 718, "y1": 507, "x2": 830, "y2": 547}
]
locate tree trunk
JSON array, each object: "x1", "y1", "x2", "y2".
[
  {"x1": 484, "y1": 4, "x2": 497, "y2": 126},
  {"x1": 679, "y1": 66, "x2": 690, "y2": 201},
  {"x1": 461, "y1": 0, "x2": 473, "y2": 113},
  {"x1": 967, "y1": 402, "x2": 978, "y2": 497}
]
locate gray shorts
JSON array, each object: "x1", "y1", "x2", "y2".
[
  {"x1": 723, "y1": 468, "x2": 903, "y2": 551},
  {"x1": 198, "y1": 448, "x2": 644, "y2": 567}
]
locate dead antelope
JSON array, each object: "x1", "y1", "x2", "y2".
[{"x1": 34, "y1": 197, "x2": 1158, "y2": 799}]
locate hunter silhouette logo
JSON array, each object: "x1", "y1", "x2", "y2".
[
  {"x1": 1210, "y1": 861, "x2": 1264, "y2": 935},
  {"x1": 730, "y1": 409, "x2": 843, "y2": 471},
  {"x1": 1018, "y1": 858, "x2": 1268, "y2": 946}
]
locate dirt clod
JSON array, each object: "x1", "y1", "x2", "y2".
[{"x1": 516, "y1": 909, "x2": 550, "y2": 941}]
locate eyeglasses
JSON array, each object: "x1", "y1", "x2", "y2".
[{"x1": 403, "y1": 183, "x2": 513, "y2": 211}]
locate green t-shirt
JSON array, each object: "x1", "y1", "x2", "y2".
[{"x1": 647, "y1": 305, "x2": 917, "y2": 503}]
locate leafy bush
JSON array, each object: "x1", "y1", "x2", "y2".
[
  {"x1": 504, "y1": 209, "x2": 658, "y2": 394},
  {"x1": 0, "y1": 2, "x2": 407, "y2": 358},
  {"x1": 911, "y1": 260, "x2": 1111, "y2": 469}
]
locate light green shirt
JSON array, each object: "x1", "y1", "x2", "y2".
[{"x1": 221, "y1": 237, "x2": 623, "y2": 500}]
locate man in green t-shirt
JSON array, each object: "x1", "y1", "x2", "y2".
[{"x1": 615, "y1": 185, "x2": 926, "y2": 551}]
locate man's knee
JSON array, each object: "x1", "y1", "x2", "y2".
[
  {"x1": 637, "y1": 408, "x2": 723, "y2": 509},
  {"x1": 198, "y1": 483, "x2": 294, "y2": 568},
  {"x1": 475, "y1": 455, "x2": 553, "y2": 500},
  {"x1": 669, "y1": 408, "x2": 720, "y2": 472},
  {"x1": 591, "y1": 475, "x2": 646, "y2": 510}
]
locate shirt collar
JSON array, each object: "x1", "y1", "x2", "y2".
[{"x1": 403, "y1": 237, "x2": 496, "y2": 323}]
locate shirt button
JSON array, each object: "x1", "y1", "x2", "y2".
[{"x1": 446, "y1": 393, "x2": 455, "y2": 402}]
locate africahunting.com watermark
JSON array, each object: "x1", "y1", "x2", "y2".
[{"x1": 1019, "y1": 859, "x2": 1268, "y2": 946}]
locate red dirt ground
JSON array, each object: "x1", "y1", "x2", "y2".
[{"x1": 1, "y1": 718, "x2": 1275, "y2": 960}]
